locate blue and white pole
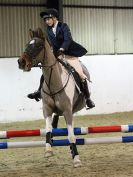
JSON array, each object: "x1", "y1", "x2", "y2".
[{"x1": 0, "y1": 135, "x2": 133, "y2": 149}]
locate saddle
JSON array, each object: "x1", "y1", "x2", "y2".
[{"x1": 57, "y1": 58, "x2": 83, "y2": 93}]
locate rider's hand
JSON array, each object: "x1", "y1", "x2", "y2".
[
  {"x1": 59, "y1": 48, "x2": 65, "y2": 52},
  {"x1": 56, "y1": 48, "x2": 65, "y2": 57}
]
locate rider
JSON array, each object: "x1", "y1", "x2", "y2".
[{"x1": 28, "y1": 8, "x2": 95, "y2": 109}]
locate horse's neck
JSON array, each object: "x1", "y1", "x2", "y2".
[
  {"x1": 42, "y1": 39, "x2": 62, "y2": 90},
  {"x1": 43, "y1": 40, "x2": 55, "y2": 65}
]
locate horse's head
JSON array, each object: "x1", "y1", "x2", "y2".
[{"x1": 18, "y1": 28, "x2": 45, "y2": 71}]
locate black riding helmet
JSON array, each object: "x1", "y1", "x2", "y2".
[{"x1": 40, "y1": 8, "x2": 59, "y2": 19}]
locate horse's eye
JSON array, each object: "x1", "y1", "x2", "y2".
[{"x1": 36, "y1": 43, "x2": 40, "y2": 47}]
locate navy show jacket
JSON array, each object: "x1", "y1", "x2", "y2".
[{"x1": 47, "y1": 22, "x2": 88, "y2": 57}]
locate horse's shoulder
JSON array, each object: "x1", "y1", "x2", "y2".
[{"x1": 58, "y1": 62, "x2": 68, "y2": 74}]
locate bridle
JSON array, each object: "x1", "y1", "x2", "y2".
[
  {"x1": 22, "y1": 37, "x2": 71, "y2": 97},
  {"x1": 33, "y1": 58, "x2": 57, "y2": 69},
  {"x1": 21, "y1": 37, "x2": 57, "y2": 69}
]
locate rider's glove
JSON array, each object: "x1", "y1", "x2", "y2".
[{"x1": 56, "y1": 48, "x2": 65, "y2": 57}]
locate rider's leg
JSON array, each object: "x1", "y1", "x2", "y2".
[
  {"x1": 81, "y1": 78, "x2": 95, "y2": 109},
  {"x1": 66, "y1": 56, "x2": 95, "y2": 109},
  {"x1": 27, "y1": 74, "x2": 44, "y2": 101}
]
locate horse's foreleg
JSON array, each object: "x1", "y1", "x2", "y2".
[
  {"x1": 67, "y1": 124, "x2": 82, "y2": 167},
  {"x1": 64, "y1": 112, "x2": 82, "y2": 167},
  {"x1": 45, "y1": 116, "x2": 54, "y2": 157}
]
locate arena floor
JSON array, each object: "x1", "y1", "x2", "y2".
[{"x1": 0, "y1": 111, "x2": 133, "y2": 177}]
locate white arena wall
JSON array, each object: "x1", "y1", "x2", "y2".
[{"x1": 0, "y1": 55, "x2": 133, "y2": 123}]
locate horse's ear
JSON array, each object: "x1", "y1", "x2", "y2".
[
  {"x1": 29, "y1": 29, "x2": 34, "y2": 39},
  {"x1": 37, "y1": 28, "x2": 44, "y2": 38}
]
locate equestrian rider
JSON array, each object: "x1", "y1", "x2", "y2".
[{"x1": 28, "y1": 8, "x2": 95, "y2": 109}]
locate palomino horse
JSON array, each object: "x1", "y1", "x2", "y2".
[{"x1": 18, "y1": 28, "x2": 91, "y2": 167}]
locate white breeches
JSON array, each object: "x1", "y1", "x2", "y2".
[{"x1": 64, "y1": 55, "x2": 87, "y2": 80}]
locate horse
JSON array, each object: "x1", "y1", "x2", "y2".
[{"x1": 18, "y1": 28, "x2": 91, "y2": 167}]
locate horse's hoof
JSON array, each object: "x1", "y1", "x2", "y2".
[
  {"x1": 74, "y1": 160, "x2": 82, "y2": 168},
  {"x1": 45, "y1": 150, "x2": 54, "y2": 158},
  {"x1": 73, "y1": 155, "x2": 82, "y2": 168}
]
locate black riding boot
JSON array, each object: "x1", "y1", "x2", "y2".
[
  {"x1": 27, "y1": 75, "x2": 44, "y2": 101},
  {"x1": 82, "y1": 79, "x2": 95, "y2": 109}
]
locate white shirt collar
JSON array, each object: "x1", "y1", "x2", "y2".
[{"x1": 52, "y1": 21, "x2": 58, "y2": 36}]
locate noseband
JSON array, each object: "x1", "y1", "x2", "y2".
[{"x1": 20, "y1": 52, "x2": 32, "y2": 69}]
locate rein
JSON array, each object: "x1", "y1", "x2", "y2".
[
  {"x1": 34, "y1": 56, "x2": 71, "y2": 97},
  {"x1": 42, "y1": 71, "x2": 71, "y2": 97},
  {"x1": 33, "y1": 59, "x2": 57, "y2": 68}
]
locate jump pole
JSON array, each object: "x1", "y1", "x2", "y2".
[
  {"x1": 0, "y1": 135, "x2": 133, "y2": 149},
  {"x1": 0, "y1": 124, "x2": 133, "y2": 139}
]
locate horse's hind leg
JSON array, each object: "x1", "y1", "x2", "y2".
[
  {"x1": 52, "y1": 113, "x2": 59, "y2": 128},
  {"x1": 64, "y1": 111, "x2": 82, "y2": 167},
  {"x1": 51, "y1": 113, "x2": 59, "y2": 140}
]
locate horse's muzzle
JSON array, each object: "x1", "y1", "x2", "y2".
[
  {"x1": 18, "y1": 58, "x2": 26, "y2": 69},
  {"x1": 18, "y1": 58, "x2": 31, "y2": 71}
]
